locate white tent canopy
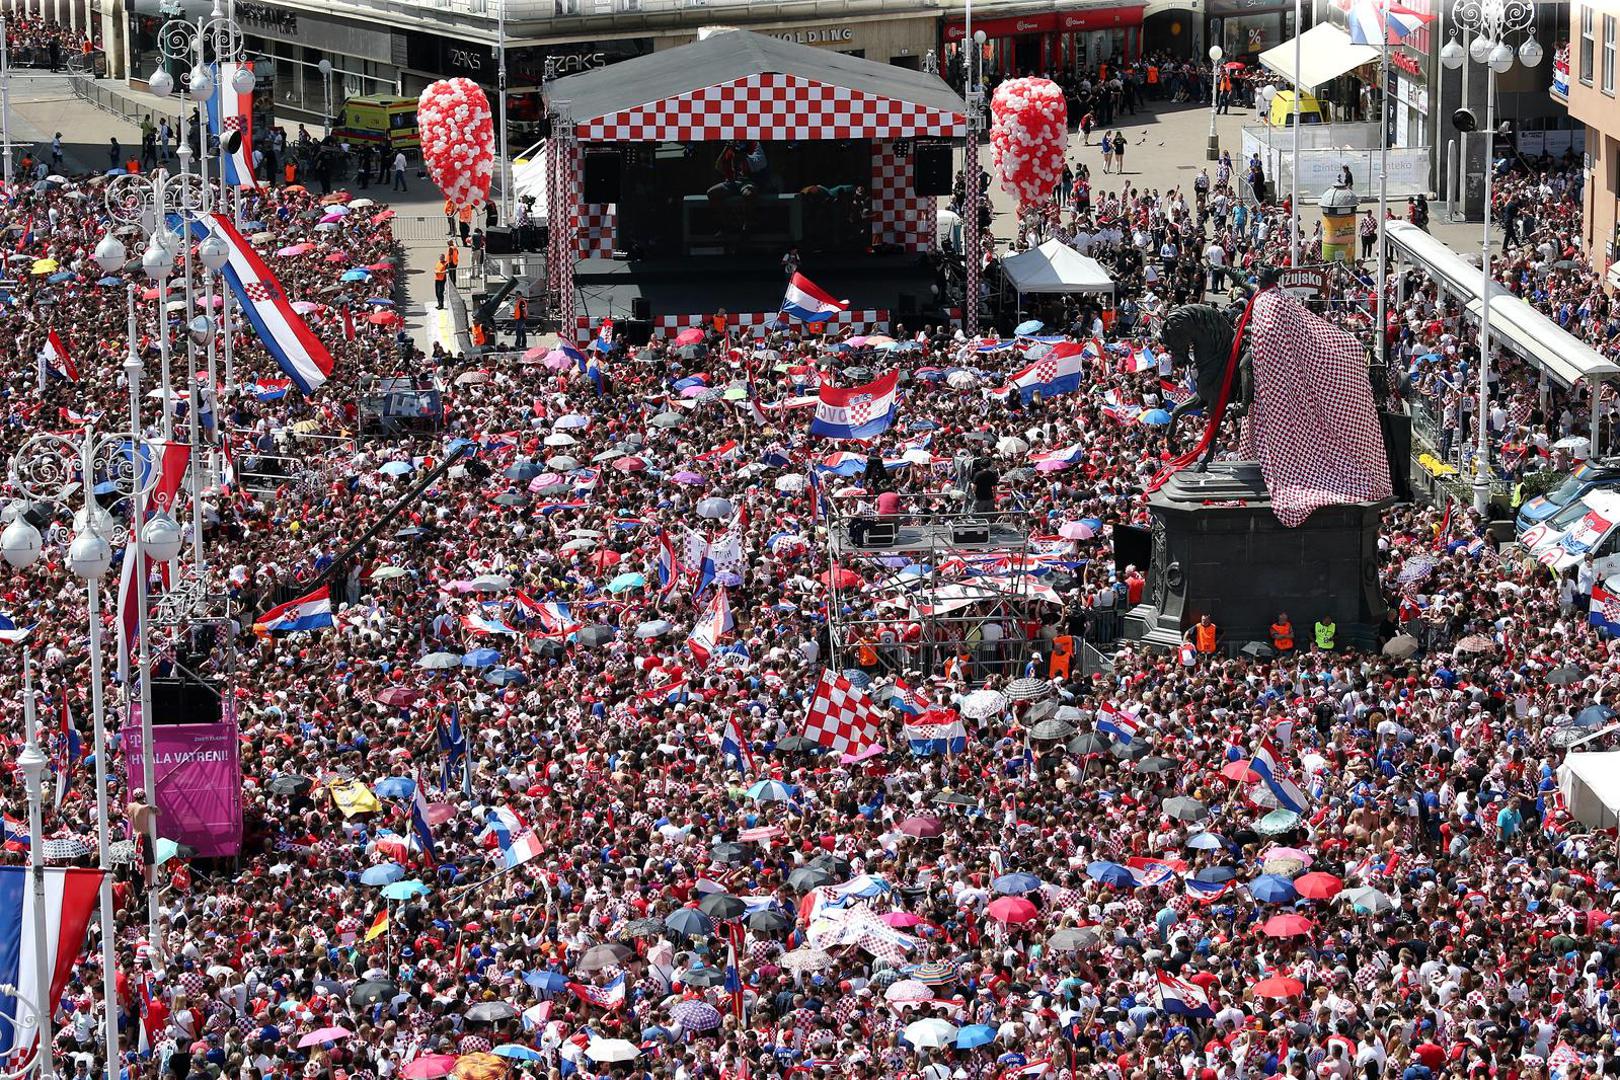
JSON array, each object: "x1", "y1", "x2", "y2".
[
  {"x1": 1559, "y1": 751, "x2": 1620, "y2": 830},
  {"x1": 1259, "y1": 24, "x2": 1379, "y2": 90},
  {"x1": 510, "y1": 140, "x2": 549, "y2": 225},
  {"x1": 1001, "y1": 239, "x2": 1114, "y2": 295}
]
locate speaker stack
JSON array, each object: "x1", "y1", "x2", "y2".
[
  {"x1": 583, "y1": 152, "x2": 623, "y2": 203},
  {"x1": 912, "y1": 143, "x2": 952, "y2": 195},
  {"x1": 484, "y1": 226, "x2": 516, "y2": 255}
]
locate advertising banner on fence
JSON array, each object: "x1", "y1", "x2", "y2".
[{"x1": 122, "y1": 720, "x2": 243, "y2": 857}]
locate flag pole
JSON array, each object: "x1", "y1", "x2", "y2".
[{"x1": 1374, "y1": 6, "x2": 1391, "y2": 370}]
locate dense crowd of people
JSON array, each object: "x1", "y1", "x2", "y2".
[{"x1": 2, "y1": 29, "x2": 1620, "y2": 1080}]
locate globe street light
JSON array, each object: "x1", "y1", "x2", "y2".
[{"x1": 1207, "y1": 45, "x2": 1224, "y2": 161}]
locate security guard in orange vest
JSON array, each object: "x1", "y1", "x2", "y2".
[
  {"x1": 1269, "y1": 611, "x2": 1295, "y2": 653},
  {"x1": 512, "y1": 294, "x2": 529, "y2": 349},
  {"x1": 1185, "y1": 613, "x2": 1218, "y2": 656},
  {"x1": 444, "y1": 244, "x2": 460, "y2": 287},
  {"x1": 433, "y1": 256, "x2": 448, "y2": 310},
  {"x1": 1049, "y1": 634, "x2": 1074, "y2": 679}
]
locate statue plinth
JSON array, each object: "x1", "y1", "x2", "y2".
[{"x1": 1123, "y1": 461, "x2": 1388, "y2": 654}]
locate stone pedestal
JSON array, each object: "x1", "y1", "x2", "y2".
[{"x1": 1123, "y1": 462, "x2": 1388, "y2": 653}]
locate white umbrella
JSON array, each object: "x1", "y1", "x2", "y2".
[
  {"x1": 996, "y1": 435, "x2": 1029, "y2": 456},
  {"x1": 780, "y1": 947, "x2": 834, "y2": 972},
  {"x1": 959, "y1": 689, "x2": 1007, "y2": 720},
  {"x1": 774, "y1": 473, "x2": 807, "y2": 493},
  {"x1": 371, "y1": 566, "x2": 409, "y2": 580},
  {"x1": 884, "y1": 979, "x2": 933, "y2": 1003},
  {"x1": 946, "y1": 370, "x2": 980, "y2": 390},
  {"x1": 903, "y1": 1018, "x2": 958, "y2": 1048},
  {"x1": 455, "y1": 371, "x2": 489, "y2": 386},
  {"x1": 584, "y1": 1038, "x2": 641, "y2": 1063},
  {"x1": 902, "y1": 448, "x2": 933, "y2": 466},
  {"x1": 543, "y1": 432, "x2": 577, "y2": 447},
  {"x1": 696, "y1": 497, "x2": 733, "y2": 519}
]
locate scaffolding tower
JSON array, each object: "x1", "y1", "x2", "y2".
[{"x1": 823, "y1": 495, "x2": 1053, "y2": 686}]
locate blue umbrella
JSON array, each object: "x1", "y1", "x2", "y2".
[
  {"x1": 462, "y1": 648, "x2": 500, "y2": 668},
  {"x1": 524, "y1": 971, "x2": 568, "y2": 994},
  {"x1": 1576, "y1": 703, "x2": 1614, "y2": 728},
  {"x1": 360, "y1": 863, "x2": 405, "y2": 886},
  {"x1": 1249, "y1": 874, "x2": 1299, "y2": 904},
  {"x1": 1193, "y1": 865, "x2": 1236, "y2": 883},
  {"x1": 957, "y1": 1024, "x2": 997, "y2": 1050},
  {"x1": 1014, "y1": 319, "x2": 1044, "y2": 336},
  {"x1": 606, "y1": 572, "x2": 646, "y2": 593},
  {"x1": 746, "y1": 779, "x2": 797, "y2": 802},
  {"x1": 992, "y1": 872, "x2": 1042, "y2": 895},
  {"x1": 492, "y1": 1046, "x2": 543, "y2": 1062},
  {"x1": 1187, "y1": 832, "x2": 1227, "y2": 851},
  {"x1": 1139, "y1": 408, "x2": 1172, "y2": 426},
  {"x1": 365, "y1": 297, "x2": 395, "y2": 306},
  {"x1": 105, "y1": 167, "x2": 127, "y2": 176},
  {"x1": 97, "y1": 276, "x2": 122, "y2": 286},
  {"x1": 47, "y1": 270, "x2": 74, "y2": 284},
  {"x1": 380, "y1": 879, "x2": 430, "y2": 900},
  {"x1": 374, "y1": 776, "x2": 416, "y2": 800},
  {"x1": 1080, "y1": 517, "x2": 1103, "y2": 531},
  {"x1": 340, "y1": 269, "x2": 370, "y2": 282},
  {"x1": 1085, "y1": 861, "x2": 1135, "y2": 888},
  {"x1": 504, "y1": 462, "x2": 543, "y2": 481},
  {"x1": 485, "y1": 667, "x2": 528, "y2": 686},
  {"x1": 908, "y1": 419, "x2": 938, "y2": 432},
  {"x1": 665, "y1": 908, "x2": 715, "y2": 937}
]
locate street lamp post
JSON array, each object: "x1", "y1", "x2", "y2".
[
  {"x1": 1440, "y1": 0, "x2": 1540, "y2": 516},
  {"x1": 1, "y1": 16, "x2": 14, "y2": 189},
  {"x1": 318, "y1": 59, "x2": 333, "y2": 140},
  {"x1": 15, "y1": 656, "x2": 54, "y2": 1080},
  {"x1": 1206, "y1": 44, "x2": 1223, "y2": 161}
]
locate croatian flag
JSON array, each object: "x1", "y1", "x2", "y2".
[
  {"x1": 687, "y1": 586, "x2": 734, "y2": 667},
  {"x1": 181, "y1": 213, "x2": 333, "y2": 394},
  {"x1": 53, "y1": 697, "x2": 82, "y2": 812},
  {"x1": 253, "y1": 377, "x2": 292, "y2": 401},
  {"x1": 1005, "y1": 341, "x2": 1087, "y2": 402},
  {"x1": 410, "y1": 774, "x2": 437, "y2": 866},
  {"x1": 480, "y1": 806, "x2": 523, "y2": 850},
  {"x1": 517, "y1": 592, "x2": 579, "y2": 638},
  {"x1": 0, "y1": 614, "x2": 31, "y2": 644},
  {"x1": 1347, "y1": 0, "x2": 1432, "y2": 44},
  {"x1": 462, "y1": 610, "x2": 521, "y2": 637},
  {"x1": 567, "y1": 974, "x2": 627, "y2": 1010},
  {"x1": 1097, "y1": 702, "x2": 1141, "y2": 744},
  {"x1": 253, "y1": 586, "x2": 334, "y2": 634},
  {"x1": 1251, "y1": 739, "x2": 1307, "y2": 813},
  {"x1": 206, "y1": 62, "x2": 258, "y2": 188},
  {"x1": 903, "y1": 716, "x2": 967, "y2": 756},
  {"x1": 41, "y1": 330, "x2": 77, "y2": 382},
  {"x1": 1185, "y1": 878, "x2": 1232, "y2": 903},
  {"x1": 1155, "y1": 970, "x2": 1216, "y2": 1018},
  {"x1": 504, "y1": 829, "x2": 544, "y2": 869},
  {"x1": 809, "y1": 370, "x2": 899, "y2": 440},
  {"x1": 1122, "y1": 346, "x2": 1157, "y2": 374},
  {"x1": 779, "y1": 273, "x2": 849, "y2": 324},
  {"x1": 720, "y1": 714, "x2": 754, "y2": 775},
  {"x1": 436, "y1": 711, "x2": 469, "y2": 798},
  {"x1": 1030, "y1": 443, "x2": 1086, "y2": 468},
  {"x1": 1592, "y1": 583, "x2": 1620, "y2": 635},
  {"x1": 656, "y1": 530, "x2": 681, "y2": 596},
  {"x1": 0, "y1": 866, "x2": 107, "y2": 1061},
  {"x1": 2, "y1": 816, "x2": 28, "y2": 851},
  {"x1": 887, "y1": 678, "x2": 932, "y2": 717}
]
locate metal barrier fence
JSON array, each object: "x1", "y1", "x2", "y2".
[{"x1": 69, "y1": 69, "x2": 150, "y2": 126}]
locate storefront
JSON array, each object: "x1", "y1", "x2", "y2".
[
  {"x1": 1384, "y1": 52, "x2": 1429, "y2": 150},
  {"x1": 658, "y1": 16, "x2": 935, "y2": 68},
  {"x1": 1208, "y1": 0, "x2": 1296, "y2": 63},
  {"x1": 941, "y1": 3, "x2": 1145, "y2": 79}
]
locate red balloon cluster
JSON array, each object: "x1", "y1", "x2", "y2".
[
  {"x1": 989, "y1": 77, "x2": 1069, "y2": 213},
  {"x1": 416, "y1": 78, "x2": 495, "y2": 212}
]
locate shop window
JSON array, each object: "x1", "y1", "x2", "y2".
[{"x1": 1582, "y1": 5, "x2": 1594, "y2": 83}]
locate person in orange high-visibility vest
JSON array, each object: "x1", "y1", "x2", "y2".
[
  {"x1": 1270, "y1": 612, "x2": 1295, "y2": 653},
  {"x1": 1049, "y1": 634, "x2": 1074, "y2": 679},
  {"x1": 1184, "y1": 613, "x2": 1218, "y2": 656}
]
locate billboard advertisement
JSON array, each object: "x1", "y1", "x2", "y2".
[{"x1": 121, "y1": 720, "x2": 243, "y2": 858}]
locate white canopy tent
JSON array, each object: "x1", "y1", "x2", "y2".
[
  {"x1": 1259, "y1": 23, "x2": 1379, "y2": 90},
  {"x1": 510, "y1": 140, "x2": 549, "y2": 225},
  {"x1": 1001, "y1": 239, "x2": 1115, "y2": 296},
  {"x1": 1559, "y1": 751, "x2": 1620, "y2": 830}
]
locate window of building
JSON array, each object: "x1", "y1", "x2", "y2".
[
  {"x1": 1605, "y1": 15, "x2": 1616, "y2": 94},
  {"x1": 1582, "y1": 5, "x2": 1595, "y2": 83}
]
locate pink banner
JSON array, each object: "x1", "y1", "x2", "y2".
[{"x1": 121, "y1": 721, "x2": 243, "y2": 857}]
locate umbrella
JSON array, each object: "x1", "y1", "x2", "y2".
[
  {"x1": 746, "y1": 909, "x2": 793, "y2": 934},
  {"x1": 650, "y1": 412, "x2": 684, "y2": 428},
  {"x1": 1139, "y1": 408, "x2": 1172, "y2": 426},
  {"x1": 1067, "y1": 733, "x2": 1108, "y2": 755},
  {"x1": 698, "y1": 893, "x2": 747, "y2": 920},
  {"x1": 787, "y1": 867, "x2": 834, "y2": 891},
  {"x1": 903, "y1": 1019, "x2": 958, "y2": 1049},
  {"x1": 985, "y1": 896, "x2": 1038, "y2": 924},
  {"x1": 1029, "y1": 719, "x2": 1075, "y2": 741},
  {"x1": 1251, "y1": 976, "x2": 1306, "y2": 999},
  {"x1": 1005, "y1": 677, "x2": 1051, "y2": 701},
  {"x1": 418, "y1": 652, "x2": 462, "y2": 670},
  {"x1": 992, "y1": 872, "x2": 1042, "y2": 895},
  {"x1": 1137, "y1": 756, "x2": 1177, "y2": 774},
  {"x1": 485, "y1": 667, "x2": 528, "y2": 687},
  {"x1": 374, "y1": 776, "x2": 417, "y2": 799},
  {"x1": 885, "y1": 979, "x2": 933, "y2": 1003},
  {"x1": 340, "y1": 269, "x2": 370, "y2": 282},
  {"x1": 1241, "y1": 640, "x2": 1275, "y2": 659},
  {"x1": 524, "y1": 971, "x2": 568, "y2": 994},
  {"x1": 996, "y1": 435, "x2": 1030, "y2": 455},
  {"x1": 622, "y1": 917, "x2": 665, "y2": 939},
  {"x1": 681, "y1": 965, "x2": 727, "y2": 987},
  {"x1": 1194, "y1": 866, "x2": 1237, "y2": 884},
  {"x1": 1014, "y1": 319, "x2": 1044, "y2": 335},
  {"x1": 746, "y1": 779, "x2": 797, "y2": 802},
  {"x1": 957, "y1": 1024, "x2": 998, "y2": 1050},
  {"x1": 584, "y1": 1039, "x2": 640, "y2": 1063},
  {"x1": 465, "y1": 1002, "x2": 520, "y2": 1023},
  {"x1": 400, "y1": 1056, "x2": 458, "y2": 1080},
  {"x1": 577, "y1": 625, "x2": 615, "y2": 647},
  {"x1": 959, "y1": 689, "x2": 1007, "y2": 719},
  {"x1": 267, "y1": 774, "x2": 314, "y2": 796},
  {"x1": 1256, "y1": 809, "x2": 1301, "y2": 835},
  {"x1": 1341, "y1": 885, "x2": 1395, "y2": 914},
  {"x1": 1454, "y1": 633, "x2": 1495, "y2": 655},
  {"x1": 298, "y1": 1027, "x2": 352, "y2": 1048},
  {"x1": 1547, "y1": 664, "x2": 1585, "y2": 686},
  {"x1": 606, "y1": 572, "x2": 645, "y2": 593},
  {"x1": 1058, "y1": 520, "x2": 1097, "y2": 540},
  {"x1": 664, "y1": 908, "x2": 715, "y2": 937},
  {"x1": 909, "y1": 961, "x2": 958, "y2": 986},
  {"x1": 1249, "y1": 875, "x2": 1299, "y2": 904},
  {"x1": 491, "y1": 1046, "x2": 542, "y2": 1062},
  {"x1": 696, "y1": 497, "x2": 733, "y2": 519},
  {"x1": 670, "y1": 1000, "x2": 723, "y2": 1032},
  {"x1": 1085, "y1": 861, "x2": 1135, "y2": 888},
  {"x1": 578, "y1": 943, "x2": 633, "y2": 971},
  {"x1": 898, "y1": 816, "x2": 943, "y2": 838},
  {"x1": 1162, "y1": 796, "x2": 1209, "y2": 822},
  {"x1": 43, "y1": 837, "x2": 92, "y2": 860},
  {"x1": 1294, "y1": 872, "x2": 1343, "y2": 900},
  {"x1": 360, "y1": 863, "x2": 406, "y2": 886},
  {"x1": 1048, "y1": 927, "x2": 1099, "y2": 951},
  {"x1": 1260, "y1": 913, "x2": 1314, "y2": 938},
  {"x1": 636, "y1": 619, "x2": 675, "y2": 639},
  {"x1": 350, "y1": 980, "x2": 397, "y2": 1007},
  {"x1": 780, "y1": 946, "x2": 834, "y2": 971},
  {"x1": 462, "y1": 648, "x2": 501, "y2": 669},
  {"x1": 380, "y1": 879, "x2": 430, "y2": 900}
]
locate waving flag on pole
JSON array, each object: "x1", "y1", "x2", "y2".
[
  {"x1": 41, "y1": 330, "x2": 78, "y2": 382},
  {"x1": 1590, "y1": 582, "x2": 1620, "y2": 635},
  {"x1": 0, "y1": 866, "x2": 106, "y2": 1061},
  {"x1": 1155, "y1": 970, "x2": 1216, "y2": 1018},
  {"x1": 1002, "y1": 341, "x2": 1087, "y2": 402},
  {"x1": 180, "y1": 214, "x2": 333, "y2": 395},
  {"x1": 720, "y1": 714, "x2": 754, "y2": 775},
  {"x1": 655, "y1": 530, "x2": 680, "y2": 597},
  {"x1": 1250, "y1": 739, "x2": 1307, "y2": 813},
  {"x1": 206, "y1": 62, "x2": 259, "y2": 188},
  {"x1": 778, "y1": 273, "x2": 849, "y2": 324},
  {"x1": 410, "y1": 773, "x2": 437, "y2": 866},
  {"x1": 809, "y1": 370, "x2": 899, "y2": 440},
  {"x1": 687, "y1": 586, "x2": 734, "y2": 667},
  {"x1": 1347, "y1": 0, "x2": 1431, "y2": 43},
  {"x1": 252, "y1": 586, "x2": 334, "y2": 634},
  {"x1": 53, "y1": 696, "x2": 82, "y2": 812},
  {"x1": 0, "y1": 614, "x2": 31, "y2": 645}
]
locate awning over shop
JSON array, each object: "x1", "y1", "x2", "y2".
[
  {"x1": 1386, "y1": 221, "x2": 1620, "y2": 390},
  {"x1": 1259, "y1": 24, "x2": 1379, "y2": 89}
]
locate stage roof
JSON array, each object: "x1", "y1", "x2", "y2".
[{"x1": 552, "y1": 29, "x2": 968, "y2": 142}]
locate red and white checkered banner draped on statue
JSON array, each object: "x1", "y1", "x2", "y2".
[
  {"x1": 1240, "y1": 287, "x2": 1392, "y2": 527},
  {"x1": 803, "y1": 670, "x2": 883, "y2": 757}
]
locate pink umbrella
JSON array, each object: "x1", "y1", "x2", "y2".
[
  {"x1": 738, "y1": 826, "x2": 780, "y2": 843},
  {"x1": 673, "y1": 327, "x2": 704, "y2": 346},
  {"x1": 298, "y1": 1027, "x2": 353, "y2": 1048},
  {"x1": 275, "y1": 243, "x2": 310, "y2": 257},
  {"x1": 371, "y1": 209, "x2": 396, "y2": 224},
  {"x1": 401, "y1": 1056, "x2": 458, "y2": 1080},
  {"x1": 671, "y1": 470, "x2": 704, "y2": 485},
  {"x1": 881, "y1": 912, "x2": 925, "y2": 928},
  {"x1": 290, "y1": 301, "x2": 323, "y2": 315},
  {"x1": 1059, "y1": 521, "x2": 1096, "y2": 540},
  {"x1": 1035, "y1": 459, "x2": 1070, "y2": 473},
  {"x1": 324, "y1": 252, "x2": 348, "y2": 263},
  {"x1": 612, "y1": 456, "x2": 646, "y2": 473},
  {"x1": 522, "y1": 345, "x2": 549, "y2": 361}
]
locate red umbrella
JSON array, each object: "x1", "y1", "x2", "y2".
[
  {"x1": 898, "y1": 816, "x2": 943, "y2": 838},
  {"x1": 1260, "y1": 913, "x2": 1314, "y2": 938},
  {"x1": 325, "y1": 252, "x2": 348, "y2": 263},
  {"x1": 673, "y1": 327, "x2": 704, "y2": 346},
  {"x1": 1294, "y1": 872, "x2": 1343, "y2": 901},
  {"x1": 882, "y1": 912, "x2": 926, "y2": 927},
  {"x1": 611, "y1": 456, "x2": 646, "y2": 473},
  {"x1": 375, "y1": 687, "x2": 424, "y2": 708},
  {"x1": 589, "y1": 549, "x2": 622, "y2": 571},
  {"x1": 368, "y1": 310, "x2": 400, "y2": 326},
  {"x1": 141, "y1": 287, "x2": 160, "y2": 301},
  {"x1": 985, "y1": 896, "x2": 1038, "y2": 924},
  {"x1": 1250, "y1": 975, "x2": 1305, "y2": 999},
  {"x1": 1220, "y1": 760, "x2": 1260, "y2": 783},
  {"x1": 371, "y1": 210, "x2": 396, "y2": 224},
  {"x1": 817, "y1": 567, "x2": 862, "y2": 589}
]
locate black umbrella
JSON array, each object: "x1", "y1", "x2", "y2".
[
  {"x1": 1110, "y1": 739, "x2": 1148, "y2": 761},
  {"x1": 622, "y1": 917, "x2": 665, "y2": 939},
  {"x1": 787, "y1": 867, "x2": 834, "y2": 892},
  {"x1": 683, "y1": 966, "x2": 728, "y2": 987},
  {"x1": 1136, "y1": 756, "x2": 1176, "y2": 774},
  {"x1": 698, "y1": 893, "x2": 747, "y2": 920},
  {"x1": 746, "y1": 909, "x2": 793, "y2": 934},
  {"x1": 1240, "y1": 640, "x2": 1275, "y2": 659},
  {"x1": 664, "y1": 908, "x2": 715, "y2": 937},
  {"x1": 267, "y1": 774, "x2": 313, "y2": 796},
  {"x1": 395, "y1": 526, "x2": 429, "y2": 539},
  {"x1": 774, "y1": 735, "x2": 820, "y2": 754},
  {"x1": 711, "y1": 842, "x2": 749, "y2": 865},
  {"x1": 810, "y1": 854, "x2": 852, "y2": 878},
  {"x1": 1548, "y1": 665, "x2": 1585, "y2": 686},
  {"x1": 350, "y1": 980, "x2": 398, "y2": 1007},
  {"x1": 576, "y1": 625, "x2": 615, "y2": 647},
  {"x1": 1068, "y1": 733, "x2": 1108, "y2": 755},
  {"x1": 931, "y1": 791, "x2": 979, "y2": 807},
  {"x1": 493, "y1": 492, "x2": 527, "y2": 507}
]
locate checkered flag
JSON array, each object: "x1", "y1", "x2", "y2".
[{"x1": 803, "y1": 670, "x2": 882, "y2": 757}]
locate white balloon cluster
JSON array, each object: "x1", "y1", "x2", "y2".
[
  {"x1": 988, "y1": 78, "x2": 1070, "y2": 212},
  {"x1": 416, "y1": 78, "x2": 496, "y2": 212}
]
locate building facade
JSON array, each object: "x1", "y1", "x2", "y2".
[{"x1": 1568, "y1": 3, "x2": 1620, "y2": 288}]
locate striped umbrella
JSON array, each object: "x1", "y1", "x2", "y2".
[
  {"x1": 908, "y1": 961, "x2": 958, "y2": 987},
  {"x1": 669, "y1": 1000, "x2": 722, "y2": 1032}
]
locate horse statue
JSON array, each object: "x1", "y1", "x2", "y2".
[{"x1": 1158, "y1": 302, "x2": 1251, "y2": 471}]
